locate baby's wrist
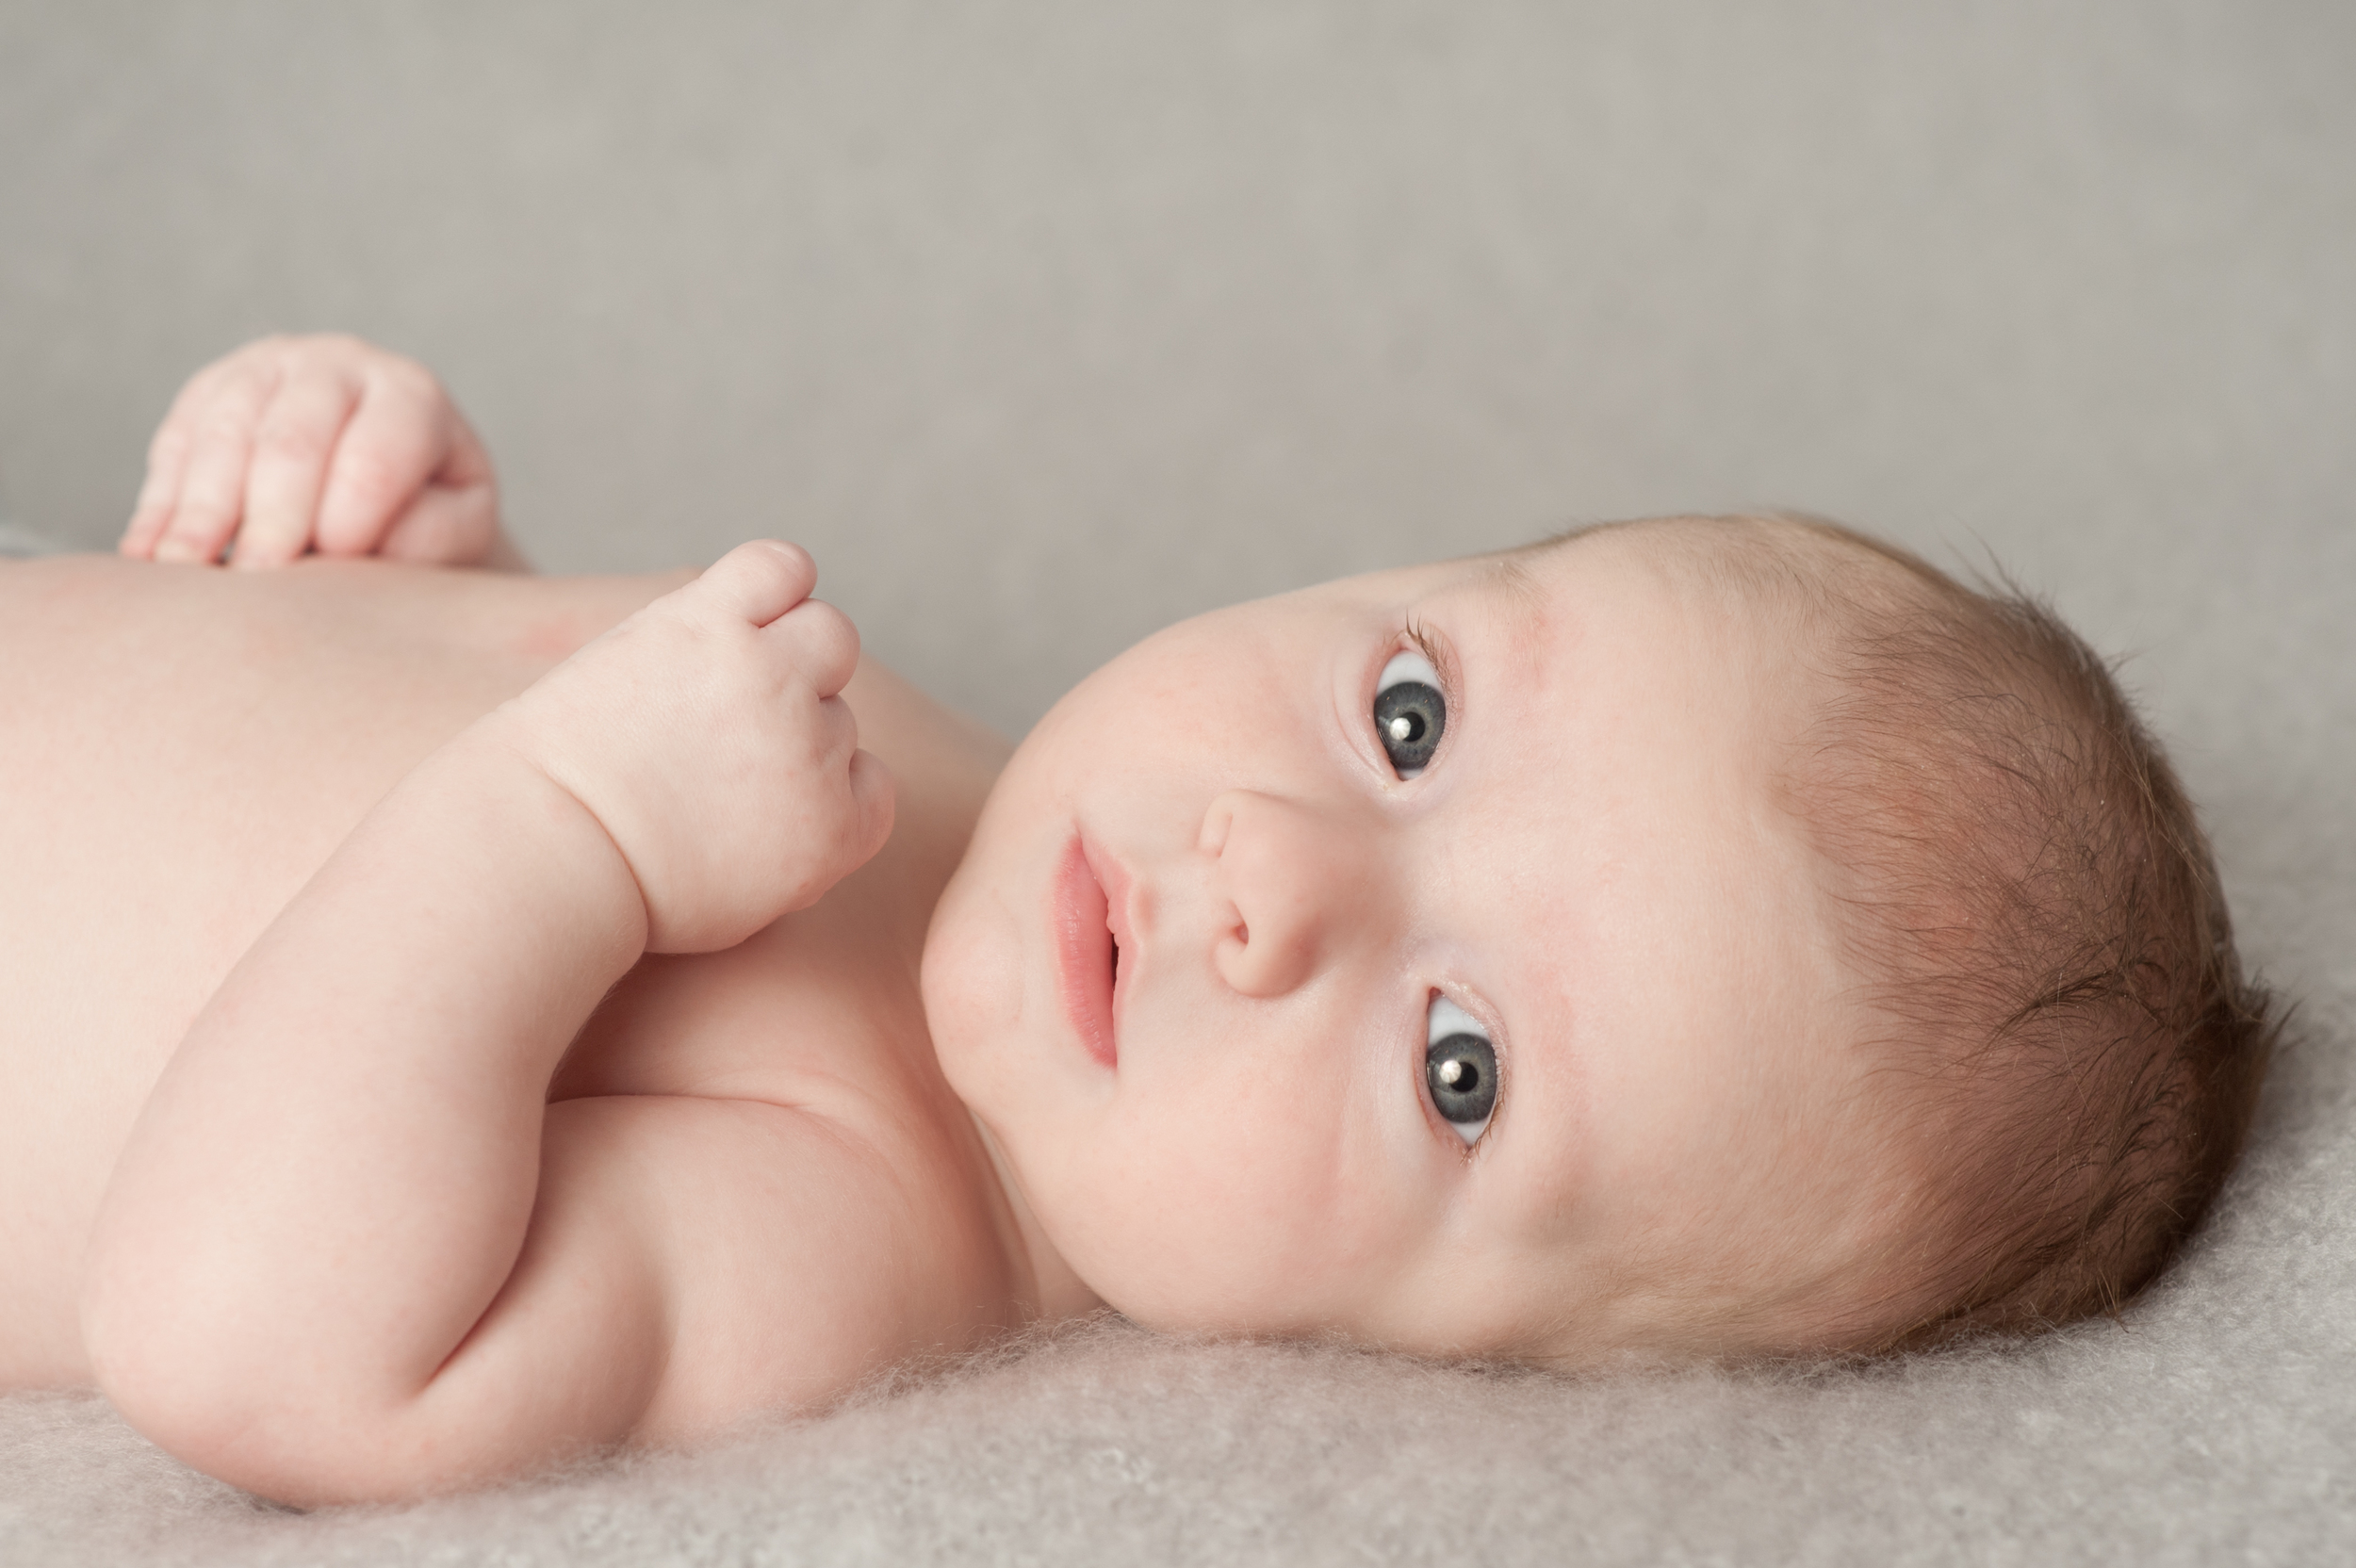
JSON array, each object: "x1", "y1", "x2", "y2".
[{"x1": 433, "y1": 722, "x2": 654, "y2": 963}]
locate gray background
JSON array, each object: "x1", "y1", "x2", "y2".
[{"x1": 3, "y1": 2, "x2": 2351, "y2": 1563}]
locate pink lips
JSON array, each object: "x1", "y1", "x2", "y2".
[{"x1": 1055, "y1": 833, "x2": 1121, "y2": 1070}]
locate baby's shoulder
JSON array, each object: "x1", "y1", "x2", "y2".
[
  {"x1": 540, "y1": 924, "x2": 1024, "y2": 1428},
  {"x1": 541, "y1": 1073, "x2": 1019, "y2": 1443}
]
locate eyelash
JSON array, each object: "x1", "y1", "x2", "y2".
[{"x1": 1402, "y1": 618, "x2": 1442, "y2": 673}]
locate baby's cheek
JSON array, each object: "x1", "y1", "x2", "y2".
[{"x1": 1076, "y1": 1098, "x2": 1366, "y2": 1331}]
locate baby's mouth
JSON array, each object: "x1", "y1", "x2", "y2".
[
  {"x1": 1085, "y1": 834, "x2": 1137, "y2": 1057},
  {"x1": 1054, "y1": 832, "x2": 1120, "y2": 1070}
]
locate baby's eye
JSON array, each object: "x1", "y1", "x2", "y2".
[
  {"x1": 1425, "y1": 995, "x2": 1497, "y2": 1146},
  {"x1": 1374, "y1": 649, "x2": 1446, "y2": 777}
]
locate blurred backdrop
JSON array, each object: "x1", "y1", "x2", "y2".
[{"x1": 2, "y1": 0, "x2": 2348, "y2": 757}]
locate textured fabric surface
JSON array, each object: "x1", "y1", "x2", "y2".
[{"x1": 4, "y1": 3, "x2": 2350, "y2": 1562}]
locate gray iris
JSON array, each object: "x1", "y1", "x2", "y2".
[
  {"x1": 1426, "y1": 1033, "x2": 1497, "y2": 1124},
  {"x1": 1374, "y1": 681, "x2": 1445, "y2": 774}
]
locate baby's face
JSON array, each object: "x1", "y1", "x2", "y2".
[{"x1": 924, "y1": 524, "x2": 1903, "y2": 1358}]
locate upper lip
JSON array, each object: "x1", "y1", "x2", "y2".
[
  {"x1": 1079, "y1": 832, "x2": 1136, "y2": 1044},
  {"x1": 1082, "y1": 834, "x2": 1137, "y2": 983},
  {"x1": 1055, "y1": 828, "x2": 1129, "y2": 1070}
]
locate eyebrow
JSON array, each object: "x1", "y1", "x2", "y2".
[{"x1": 1481, "y1": 553, "x2": 1548, "y2": 651}]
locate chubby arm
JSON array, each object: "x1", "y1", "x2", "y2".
[
  {"x1": 121, "y1": 334, "x2": 525, "y2": 570},
  {"x1": 81, "y1": 543, "x2": 894, "y2": 1505}
]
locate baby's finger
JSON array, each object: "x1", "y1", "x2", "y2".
[
  {"x1": 154, "y1": 363, "x2": 278, "y2": 565},
  {"x1": 765, "y1": 595, "x2": 862, "y2": 698},
  {"x1": 234, "y1": 367, "x2": 363, "y2": 567},
  {"x1": 122, "y1": 420, "x2": 194, "y2": 558},
  {"x1": 123, "y1": 358, "x2": 238, "y2": 558},
  {"x1": 375, "y1": 481, "x2": 501, "y2": 566},
  {"x1": 844, "y1": 748, "x2": 897, "y2": 867},
  {"x1": 691, "y1": 541, "x2": 818, "y2": 629},
  {"x1": 313, "y1": 366, "x2": 452, "y2": 557}
]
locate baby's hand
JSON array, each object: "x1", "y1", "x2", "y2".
[
  {"x1": 493, "y1": 542, "x2": 895, "y2": 953},
  {"x1": 121, "y1": 334, "x2": 509, "y2": 569}
]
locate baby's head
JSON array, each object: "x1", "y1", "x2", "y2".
[{"x1": 922, "y1": 514, "x2": 2273, "y2": 1361}]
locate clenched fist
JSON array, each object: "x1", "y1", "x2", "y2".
[{"x1": 489, "y1": 541, "x2": 896, "y2": 953}]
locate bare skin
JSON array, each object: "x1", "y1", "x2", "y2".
[
  {"x1": 0, "y1": 549, "x2": 1069, "y2": 1494},
  {"x1": 7, "y1": 335, "x2": 1920, "y2": 1510},
  {"x1": 1, "y1": 338, "x2": 1100, "y2": 1505}
]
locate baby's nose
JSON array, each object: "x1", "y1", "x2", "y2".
[{"x1": 1200, "y1": 789, "x2": 1383, "y2": 998}]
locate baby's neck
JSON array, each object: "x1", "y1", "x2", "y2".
[{"x1": 963, "y1": 1111, "x2": 1106, "y2": 1324}]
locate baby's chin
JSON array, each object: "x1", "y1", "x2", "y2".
[{"x1": 916, "y1": 872, "x2": 1016, "y2": 1093}]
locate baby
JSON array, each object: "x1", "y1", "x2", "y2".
[{"x1": 0, "y1": 335, "x2": 2271, "y2": 1508}]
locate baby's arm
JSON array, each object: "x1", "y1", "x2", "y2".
[
  {"x1": 120, "y1": 334, "x2": 525, "y2": 570},
  {"x1": 82, "y1": 543, "x2": 894, "y2": 1505}
]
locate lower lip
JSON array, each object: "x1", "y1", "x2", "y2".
[{"x1": 1054, "y1": 834, "x2": 1119, "y2": 1070}]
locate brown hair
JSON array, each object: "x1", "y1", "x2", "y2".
[
  {"x1": 1536, "y1": 514, "x2": 2276, "y2": 1349},
  {"x1": 1759, "y1": 515, "x2": 2273, "y2": 1346}
]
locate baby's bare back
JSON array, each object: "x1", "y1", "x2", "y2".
[{"x1": 0, "y1": 555, "x2": 1008, "y2": 1391}]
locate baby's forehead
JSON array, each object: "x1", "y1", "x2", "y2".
[
  {"x1": 1287, "y1": 516, "x2": 1872, "y2": 659},
  {"x1": 1502, "y1": 513, "x2": 1910, "y2": 604}
]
